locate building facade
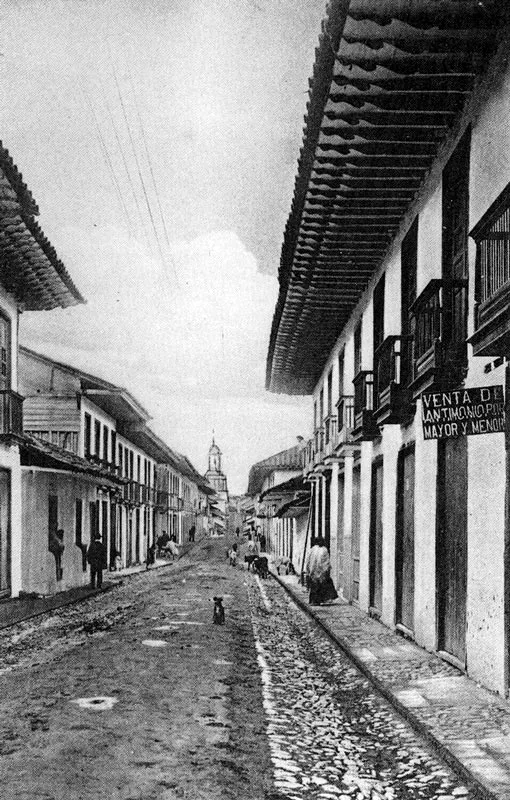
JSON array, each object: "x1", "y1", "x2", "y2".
[
  {"x1": 246, "y1": 441, "x2": 306, "y2": 553},
  {"x1": 19, "y1": 347, "x2": 209, "y2": 593},
  {"x1": 0, "y1": 144, "x2": 84, "y2": 598},
  {"x1": 266, "y1": 3, "x2": 510, "y2": 695}
]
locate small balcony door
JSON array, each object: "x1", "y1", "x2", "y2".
[{"x1": 442, "y1": 129, "x2": 470, "y2": 358}]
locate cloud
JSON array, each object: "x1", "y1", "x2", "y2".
[{"x1": 20, "y1": 226, "x2": 309, "y2": 491}]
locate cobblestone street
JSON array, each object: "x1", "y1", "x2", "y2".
[
  {"x1": 0, "y1": 537, "x2": 481, "y2": 799},
  {"x1": 249, "y1": 576, "x2": 474, "y2": 800}
]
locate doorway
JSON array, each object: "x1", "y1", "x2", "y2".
[
  {"x1": 437, "y1": 437, "x2": 468, "y2": 665},
  {"x1": 396, "y1": 446, "x2": 415, "y2": 632},
  {"x1": 370, "y1": 459, "x2": 384, "y2": 613}
]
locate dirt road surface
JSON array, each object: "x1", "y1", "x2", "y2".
[{"x1": 0, "y1": 537, "x2": 273, "y2": 800}]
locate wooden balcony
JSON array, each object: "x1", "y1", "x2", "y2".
[
  {"x1": 313, "y1": 427, "x2": 325, "y2": 464},
  {"x1": 324, "y1": 414, "x2": 337, "y2": 457},
  {"x1": 374, "y1": 336, "x2": 414, "y2": 426},
  {"x1": 469, "y1": 185, "x2": 510, "y2": 356},
  {"x1": 352, "y1": 372, "x2": 379, "y2": 442},
  {"x1": 410, "y1": 279, "x2": 468, "y2": 399},
  {"x1": 335, "y1": 395, "x2": 357, "y2": 450},
  {"x1": 0, "y1": 390, "x2": 24, "y2": 440}
]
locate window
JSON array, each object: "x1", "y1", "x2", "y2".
[
  {"x1": 354, "y1": 320, "x2": 362, "y2": 377},
  {"x1": 137, "y1": 455, "x2": 141, "y2": 483},
  {"x1": 373, "y1": 274, "x2": 385, "y2": 356},
  {"x1": 470, "y1": 181, "x2": 510, "y2": 356},
  {"x1": 111, "y1": 430, "x2": 117, "y2": 467},
  {"x1": 401, "y1": 218, "x2": 418, "y2": 386},
  {"x1": 84, "y1": 413, "x2": 91, "y2": 458},
  {"x1": 103, "y1": 426, "x2": 109, "y2": 463},
  {"x1": 48, "y1": 494, "x2": 58, "y2": 548},
  {"x1": 327, "y1": 370, "x2": 333, "y2": 415},
  {"x1": 94, "y1": 419, "x2": 101, "y2": 457},
  {"x1": 442, "y1": 130, "x2": 470, "y2": 346},
  {"x1": 129, "y1": 450, "x2": 134, "y2": 480},
  {"x1": 338, "y1": 349, "x2": 345, "y2": 398},
  {"x1": 319, "y1": 388, "x2": 324, "y2": 423},
  {"x1": 75, "y1": 499, "x2": 83, "y2": 547},
  {"x1": 0, "y1": 315, "x2": 10, "y2": 390},
  {"x1": 118, "y1": 444, "x2": 123, "y2": 474}
]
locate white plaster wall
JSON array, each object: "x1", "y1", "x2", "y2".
[
  {"x1": 413, "y1": 406, "x2": 438, "y2": 650},
  {"x1": 358, "y1": 442, "x2": 372, "y2": 612},
  {"x1": 381, "y1": 425, "x2": 401, "y2": 627},
  {"x1": 329, "y1": 462, "x2": 339, "y2": 587}
]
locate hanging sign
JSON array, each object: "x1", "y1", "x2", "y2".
[{"x1": 421, "y1": 385, "x2": 505, "y2": 440}]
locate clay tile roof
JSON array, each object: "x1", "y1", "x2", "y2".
[
  {"x1": 0, "y1": 143, "x2": 84, "y2": 310},
  {"x1": 266, "y1": 0, "x2": 508, "y2": 394}
]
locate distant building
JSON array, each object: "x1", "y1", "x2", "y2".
[
  {"x1": 246, "y1": 439, "x2": 306, "y2": 553},
  {"x1": 18, "y1": 347, "x2": 210, "y2": 594},
  {"x1": 204, "y1": 437, "x2": 228, "y2": 535}
]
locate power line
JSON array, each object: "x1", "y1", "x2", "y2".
[
  {"x1": 109, "y1": 58, "x2": 170, "y2": 282},
  {"x1": 101, "y1": 94, "x2": 153, "y2": 252},
  {"x1": 126, "y1": 68, "x2": 179, "y2": 286},
  {"x1": 80, "y1": 84, "x2": 133, "y2": 235}
]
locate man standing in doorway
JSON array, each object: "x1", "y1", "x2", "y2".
[{"x1": 87, "y1": 536, "x2": 106, "y2": 589}]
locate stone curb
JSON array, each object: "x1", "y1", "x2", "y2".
[{"x1": 270, "y1": 569, "x2": 496, "y2": 800}]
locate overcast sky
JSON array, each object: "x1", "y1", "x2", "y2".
[{"x1": 0, "y1": 0, "x2": 325, "y2": 492}]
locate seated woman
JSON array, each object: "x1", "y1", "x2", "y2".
[{"x1": 306, "y1": 537, "x2": 338, "y2": 606}]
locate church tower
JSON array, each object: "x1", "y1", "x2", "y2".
[{"x1": 205, "y1": 437, "x2": 228, "y2": 494}]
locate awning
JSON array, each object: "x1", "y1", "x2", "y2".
[
  {"x1": 275, "y1": 495, "x2": 310, "y2": 519},
  {"x1": 19, "y1": 433, "x2": 124, "y2": 485},
  {"x1": 266, "y1": 0, "x2": 508, "y2": 394}
]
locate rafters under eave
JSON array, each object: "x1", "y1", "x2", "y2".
[{"x1": 266, "y1": 0, "x2": 508, "y2": 395}]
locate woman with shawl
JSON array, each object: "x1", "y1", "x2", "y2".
[{"x1": 306, "y1": 537, "x2": 338, "y2": 605}]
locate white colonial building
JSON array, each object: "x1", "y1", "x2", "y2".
[{"x1": 266, "y1": 2, "x2": 510, "y2": 695}]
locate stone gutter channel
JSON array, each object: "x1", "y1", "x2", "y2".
[{"x1": 271, "y1": 568, "x2": 510, "y2": 800}]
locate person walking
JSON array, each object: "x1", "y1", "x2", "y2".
[
  {"x1": 259, "y1": 533, "x2": 267, "y2": 553},
  {"x1": 188, "y1": 524, "x2": 196, "y2": 542},
  {"x1": 49, "y1": 529, "x2": 65, "y2": 582},
  {"x1": 87, "y1": 536, "x2": 106, "y2": 589},
  {"x1": 146, "y1": 543, "x2": 156, "y2": 569},
  {"x1": 306, "y1": 537, "x2": 338, "y2": 606}
]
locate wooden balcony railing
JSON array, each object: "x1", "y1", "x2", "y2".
[
  {"x1": 324, "y1": 414, "x2": 337, "y2": 453},
  {"x1": 335, "y1": 395, "x2": 356, "y2": 448},
  {"x1": 374, "y1": 336, "x2": 414, "y2": 425},
  {"x1": 0, "y1": 390, "x2": 23, "y2": 438},
  {"x1": 352, "y1": 372, "x2": 379, "y2": 441},
  {"x1": 410, "y1": 279, "x2": 468, "y2": 398}
]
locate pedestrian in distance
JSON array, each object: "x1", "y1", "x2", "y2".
[
  {"x1": 235, "y1": 526, "x2": 240, "y2": 538},
  {"x1": 156, "y1": 531, "x2": 170, "y2": 556},
  {"x1": 87, "y1": 536, "x2": 106, "y2": 589},
  {"x1": 49, "y1": 528, "x2": 65, "y2": 582},
  {"x1": 188, "y1": 524, "x2": 196, "y2": 542},
  {"x1": 306, "y1": 537, "x2": 338, "y2": 606},
  {"x1": 259, "y1": 533, "x2": 267, "y2": 552},
  {"x1": 229, "y1": 543, "x2": 238, "y2": 566},
  {"x1": 146, "y1": 543, "x2": 156, "y2": 570}
]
